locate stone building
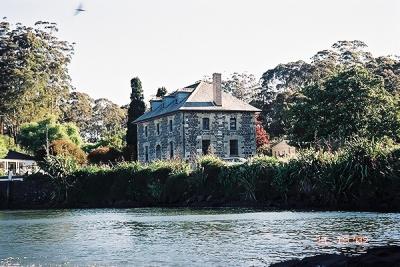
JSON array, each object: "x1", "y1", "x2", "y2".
[{"x1": 133, "y1": 73, "x2": 261, "y2": 162}]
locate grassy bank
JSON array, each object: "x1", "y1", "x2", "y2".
[{"x1": 10, "y1": 138, "x2": 400, "y2": 211}]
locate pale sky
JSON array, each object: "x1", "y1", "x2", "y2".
[{"x1": 2, "y1": 0, "x2": 400, "y2": 105}]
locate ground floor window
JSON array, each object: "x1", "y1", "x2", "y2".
[
  {"x1": 230, "y1": 139, "x2": 238, "y2": 156},
  {"x1": 145, "y1": 146, "x2": 149, "y2": 162},
  {"x1": 202, "y1": 140, "x2": 211, "y2": 155},
  {"x1": 169, "y1": 141, "x2": 174, "y2": 159},
  {"x1": 156, "y1": 145, "x2": 161, "y2": 160}
]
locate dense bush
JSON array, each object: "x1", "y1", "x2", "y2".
[
  {"x1": 87, "y1": 146, "x2": 123, "y2": 165},
  {"x1": 29, "y1": 138, "x2": 400, "y2": 211},
  {"x1": 48, "y1": 139, "x2": 87, "y2": 164}
]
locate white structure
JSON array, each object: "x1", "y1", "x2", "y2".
[{"x1": 0, "y1": 151, "x2": 38, "y2": 176}]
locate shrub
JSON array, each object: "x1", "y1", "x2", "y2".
[
  {"x1": 196, "y1": 155, "x2": 226, "y2": 197},
  {"x1": 39, "y1": 155, "x2": 81, "y2": 203},
  {"x1": 87, "y1": 146, "x2": 123, "y2": 165},
  {"x1": 49, "y1": 139, "x2": 86, "y2": 164}
]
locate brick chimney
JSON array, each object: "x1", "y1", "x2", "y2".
[{"x1": 213, "y1": 73, "x2": 222, "y2": 106}]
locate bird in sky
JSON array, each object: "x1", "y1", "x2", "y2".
[{"x1": 74, "y1": 3, "x2": 86, "y2": 16}]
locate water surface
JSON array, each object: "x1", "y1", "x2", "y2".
[{"x1": 0, "y1": 208, "x2": 399, "y2": 266}]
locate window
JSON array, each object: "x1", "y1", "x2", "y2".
[
  {"x1": 169, "y1": 141, "x2": 174, "y2": 159},
  {"x1": 169, "y1": 120, "x2": 173, "y2": 132},
  {"x1": 145, "y1": 126, "x2": 148, "y2": 137},
  {"x1": 230, "y1": 117, "x2": 237, "y2": 130},
  {"x1": 156, "y1": 145, "x2": 161, "y2": 160},
  {"x1": 145, "y1": 146, "x2": 149, "y2": 162},
  {"x1": 202, "y1": 118, "x2": 210, "y2": 130},
  {"x1": 230, "y1": 140, "x2": 239, "y2": 156},
  {"x1": 202, "y1": 140, "x2": 211, "y2": 155},
  {"x1": 157, "y1": 123, "x2": 160, "y2": 135}
]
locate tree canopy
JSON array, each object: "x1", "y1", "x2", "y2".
[
  {"x1": 258, "y1": 40, "x2": 400, "y2": 138},
  {"x1": 0, "y1": 136, "x2": 8, "y2": 158},
  {"x1": 0, "y1": 20, "x2": 74, "y2": 139},
  {"x1": 286, "y1": 67, "x2": 400, "y2": 144},
  {"x1": 18, "y1": 117, "x2": 82, "y2": 153},
  {"x1": 222, "y1": 72, "x2": 261, "y2": 103}
]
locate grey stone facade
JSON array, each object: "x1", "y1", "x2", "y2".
[
  {"x1": 137, "y1": 113, "x2": 184, "y2": 162},
  {"x1": 137, "y1": 111, "x2": 257, "y2": 162},
  {"x1": 134, "y1": 73, "x2": 261, "y2": 163}
]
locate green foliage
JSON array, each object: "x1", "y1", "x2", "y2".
[
  {"x1": 87, "y1": 98, "x2": 127, "y2": 143},
  {"x1": 0, "y1": 20, "x2": 73, "y2": 135},
  {"x1": 287, "y1": 67, "x2": 400, "y2": 143},
  {"x1": 40, "y1": 155, "x2": 80, "y2": 202},
  {"x1": 126, "y1": 77, "x2": 146, "y2": 160},
  {"x1": 31, "y1": 138, "x2": 400, "y2": 210},
  {"x1": 0, "y1": 135, "x2": 9, "y2": 158},
  {"x1": 258, "y1": 40, "x2": 400, "y2": 138},
  {"x1": 198, "y1": 154, "x2": 226, "y2": 169},
  {"x1": 83, "y1": 130, "x2": 126, "y2": 153},
  {"x1": 60, "y1": 92, "x2": 127, "y2": 143},
  {"x1": 60, "y1": 92, "x2": 93, "y2": 140},
  {"x1": 18, "y1": 117, "x2": 82, "y2": 153},
  {"x1": 41, "y1": 155, "x2": 79, "y2": 179}
]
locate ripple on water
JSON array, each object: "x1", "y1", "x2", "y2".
[{"x1": 0, "y1": 209, "x2": 399, "y2": 266}]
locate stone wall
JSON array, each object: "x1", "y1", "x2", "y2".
[
  {"x1": 137, "y1": 111, "x2": 257, "y2": 162},
  {"x1": 137, "y1": 113, "x2": 184, "y2": 162},
  {"x1": 183, "y1": 111, "x2": 257, "y2": 160}
]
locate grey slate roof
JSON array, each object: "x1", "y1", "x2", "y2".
[
  {"x1": 2, "y1": 150, "x2": 35, "y2": 161},
  {"x1": 134, "y1": 81, "x2": 261, "y2": 123}
]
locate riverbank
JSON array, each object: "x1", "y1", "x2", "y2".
[
  {"x1": 0, "y1": 177, "x2": 399, "y2": 212},
  {"x1": 1, "y1": 138, "x2": 400, "y2": 211},
  {"x1": 271, "y1": 246, "x2": 400, "y2": 267}
]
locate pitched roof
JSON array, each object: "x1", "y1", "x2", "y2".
[
  {"x1": 2, "y1": 150, "x2": 36, "y2": 161},
  {"x1": 134, "y1": 81, "x2": 261, "y2": 123}
]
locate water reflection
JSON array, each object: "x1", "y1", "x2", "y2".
[{"x1": 0, "y1": 209, "x2": 399, "y2": 266}]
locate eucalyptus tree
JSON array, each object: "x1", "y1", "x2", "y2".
[
  {"x1": 0, "y1": 20, "x2": 74, "y2": 139},
  {"x1": 60, "y1": 92, "x2": 94, "y2": 140},
  {"x1": 87, "y1": 98, "x2": 127, "y2": 143}
]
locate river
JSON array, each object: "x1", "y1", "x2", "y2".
[{"x1": 0, "y1": 208, "x2": 399, "y2": 266}]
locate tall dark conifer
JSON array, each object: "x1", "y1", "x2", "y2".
[{"x1": 126, "y1": 77, "x2": 145, "y2": 160}]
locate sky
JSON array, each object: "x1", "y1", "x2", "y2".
[{"x1": 1, "y1": 0, "x2": 400, "y2": 105}]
